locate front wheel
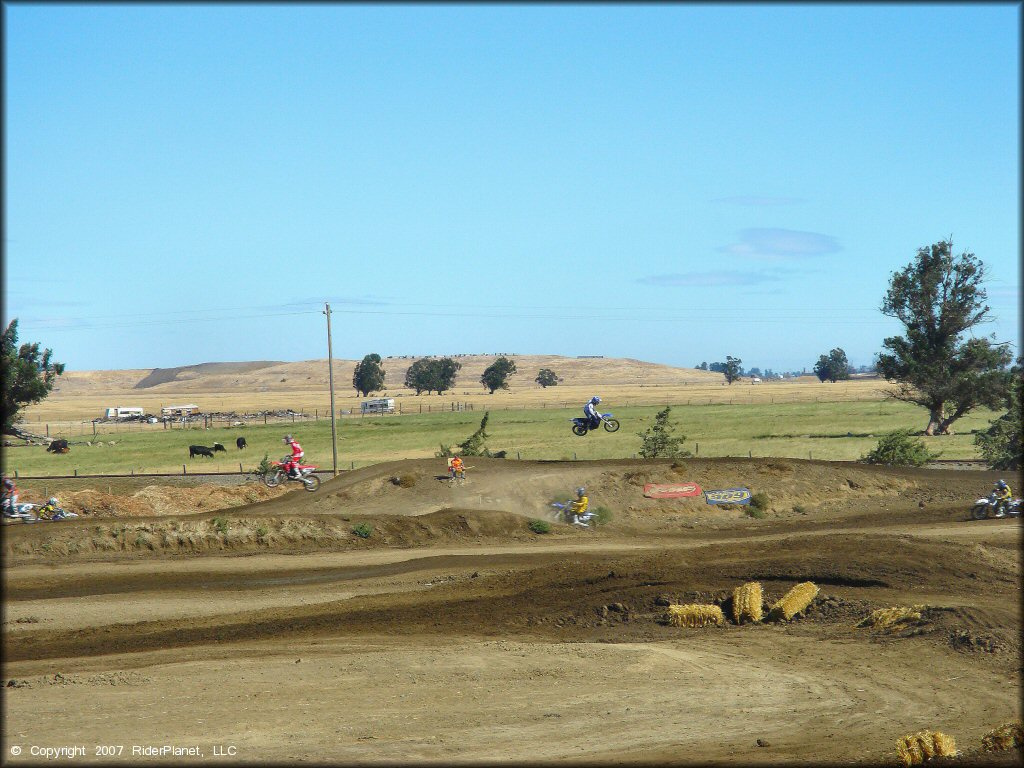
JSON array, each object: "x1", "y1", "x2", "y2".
[
  {"x1": 603, "y1": 418, "x2": 620, "y2": 433},
  {"x1": 971, "y1": 504, "x2": 989, "y2": 520},
  {"x1": 571, "y1": 424, "x2": 589, "y2": 437},
  {"x1": 264, "y1": 470, "x2": 283, "y2": 488},
  {"x1": 303, "y1": 474, "x2": 321, "y2": 492}
]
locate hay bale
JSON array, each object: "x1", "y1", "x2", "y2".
[
  {"x1": 856, "y1": 605, "x2": 927, "y2": 632},
  {"x1": 895, "y1": 731, "x2": 957, "y2": 765},
  {"x1": 665, "y1": 604, "x2": 725, "y2": 628},
  {"x1": 981, "y1": 721, "x2": 1024, "y2": 752},
  {"x1": 767, "y1": 582, "x2": 819, "y2": 622},
  {"x1": 732, "y1": 582, "x2": 763, "y2": 624}
]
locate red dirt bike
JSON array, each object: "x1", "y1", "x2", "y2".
[{"x1": 264, "y1": 459, "x2": 321, "y2": 492}]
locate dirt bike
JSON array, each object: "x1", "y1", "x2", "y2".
[
  {"x1": 550, "y1": 500, "x2": 594, "y2": 528},
  {"x1": 2, "y1": 501, "x2": 39, "y2": 524},
  {"x1": 571, "y1": 413, "x2": 620, "y2": 437},
  {"x1": 264, "y1": 459, "x2": 321, "y2": 492},
  {"x1": 971, "y1": 493, "x2": 1022, "y2": 520}
]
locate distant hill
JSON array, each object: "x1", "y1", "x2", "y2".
[{"x1": 51, "y1": 355, "x2": 723, "y2": 395}]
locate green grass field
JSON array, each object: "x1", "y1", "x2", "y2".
[{"x1": 3, "y1": 400, "x2": 1000, "y2": 478}]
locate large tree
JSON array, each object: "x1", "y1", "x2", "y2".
[
  {"x1": 2, "y1": 319, "x2": 65, "y2": 434},
  {"x1": 876, "y1": 240, "x2": 1013, "y2": 435},
  {"x1": 352, "y1": 353, "x2": 386, "y2": 397},
  {"x1": 535, "y1": 368, "x2": 561, "y2": 388},
  {"x1": 431, "y1": 357, "x2": 461, "y2": 395},
  {"x1": 723, "y1": 356, "x2": 743, "y2": 385},
  {"x1": 813, "y1": 348, "x2": 850, "y2": 383},
  {"x1": 481, "y1": 356, "x2": 517, "y2": 394},
  {"x1": 403, "y1": 359, "x2": 433, "y2": 395}
]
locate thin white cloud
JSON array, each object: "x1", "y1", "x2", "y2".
[
  {"x1": 713, "y1": 196, "x2": 804, "y2": 206},
  {"x1": 718, "y1": 228, "x2": 841, "y2": 259},
  {"x1": 637, "y1": 271, "x2": 783, "y2": 287}
]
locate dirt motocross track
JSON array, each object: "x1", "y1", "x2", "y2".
[{"x1": 3, "y1": 457, "x2": 1021, "y2": 766}]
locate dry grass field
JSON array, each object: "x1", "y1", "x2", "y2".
[{"x1": 22, "y1": 354, "x2": 886, "y2": 425}]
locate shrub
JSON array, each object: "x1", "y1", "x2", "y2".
[
  {"x1": 351, "y1": 523, "x2": 373, "y2": 539},
  {"x1": 255, "y1": 525, "x2": 269, "y2": 538},
  {"x1": 592, "y1": 506, "x2": 613, "y2": 526},
  {"x1": 637, "y1": 406, "x2": 691, "y2": 459},
  {"x1": 792, "y1": 504, "x2": 808, "y2": 515},
  {"x1": 212, "y1": 517, "x2": 229, "y2": 535},
  {"x1": 745, "y1": 506, "x2": 765, "y2": 519},
  {"x1": 252, "y1": 454, "x2": 274, "y2": 478},
  {"x1": 528, "y1": 519, "x2": 551, "y2": 534},
  {"x1": 749, "y1": 492, "x2": 770, "y2": 511},
  {"x1": 860, "y1": 429, "x2": 941, "y2": 467}
]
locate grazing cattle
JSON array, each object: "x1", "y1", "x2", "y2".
[
  {"x1": 236, "y1": 437, "x2": 247, "y2": 450},
  {"x1": 212, "y1": 442, "x2": 226, "y2": 452},
  {"x1": 189, "y1": 445, "x2": 214, "y2": 459},
  {"x1": 46, "y1": 439, "x2": 70, "y2": 454}
]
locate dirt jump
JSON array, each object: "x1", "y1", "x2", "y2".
[{"x1": 3, "y1": 457, "x2": 1021, "y2": 765}]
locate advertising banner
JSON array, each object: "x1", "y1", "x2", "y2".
[
  {"x1": 704, "y1": 488, "x2": 753, "y2": 505},
  {"x1": 643, "y1": 483, "x2": 703, "y2": 499}
]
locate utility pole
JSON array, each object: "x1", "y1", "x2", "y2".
[{"x1": 324, "y1": 303, "x2": 339, "y2": 477}]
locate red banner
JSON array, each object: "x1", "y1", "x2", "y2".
[{"x1": 643, "y1": 483, "x2": 703, "y2": 498}]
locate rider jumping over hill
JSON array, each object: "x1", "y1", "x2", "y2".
[
  {"x1": 584, "y1": 396, "x2": 603, "y2": 431},
  {"x1": 283, "y1": 435, "x2": 304, "y2": 479}
]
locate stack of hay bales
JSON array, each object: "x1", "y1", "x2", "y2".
[
  {"x1": 981, "y1": 721, "x2": 1024, "y2": 752},
  {"x1": 732, "y1": 581, "x2": 764, "y2": 624},
  {"x1": 895, "y1": 731, "x2": 957, "y2": 765},
  {"x1": 665, "y1": 604, "x2": 725, "y2": 628},
  {"x1": 767, "y1": 582, "x2": 819, "y2": 622}
]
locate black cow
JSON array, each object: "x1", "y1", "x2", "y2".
[
  {"x1": 46, "y1": 439, "x2": 70, "y2": 454},
  {"x1": 189, "y1": 445, "x2": 214, "y2": 459},
  {"x1": 236, "y1": 437, "x2": 247, "y2": 450},
  {"x1": 212, "y1": 442, "x2": 226, "y2": 452}
]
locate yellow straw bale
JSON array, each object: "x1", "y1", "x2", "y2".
[
  {"x1": 665, "y1": 604, "x2": 725, "y2": 628},
  {"x1": 767, "y1": 582, "x2": 819, "y2": 621},
  {"x1": 895, "y1": 731, "x2": 957, "y2": 765},
  {"x1": 732, "y1": 582, "x2": 763, "y2": 624},
  {"x1": 856, "y1": 605, "x2": 927, "y2": 632},
  {"x1": 981, "y1": 721, "x2": 1024, "y2": 752}
]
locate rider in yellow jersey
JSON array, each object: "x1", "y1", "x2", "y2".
[
  {"x1": 570, "y1": 487, "x2": 592, "y2": 527},
  {"x1": 993, "y1": 479, "x2": 1013, "y2": 515}
]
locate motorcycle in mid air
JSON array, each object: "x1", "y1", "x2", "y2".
[
  {"x1": 264, "y1": 459, "x2": 321, "y2": 492},
  {"x1": 970, "y1": 492, "x2": 1022, "y2": 520},
  {"x1": 570, "y1": 413, "x2": 620, "y2": 437}
]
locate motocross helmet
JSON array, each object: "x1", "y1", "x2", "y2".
[
  {"x1": 283, "y1": 435, "x2": 293, "y2": 442},
  {"x1": 590, "y1": 396, "x2": 601, "y2": 404},
  {"x1": 48, "y1": 497, "x2": 58, "y2": 506},
  {"x1": 576, "y1": 487, "x2": 586, "y2": 497},
  {"x1": 996, "y1": 480, "x2": 1007, "y2": 489}
]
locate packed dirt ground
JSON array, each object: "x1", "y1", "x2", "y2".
[{"x1": 3, "y1": 457, "x2": 1021, "y2": 765}]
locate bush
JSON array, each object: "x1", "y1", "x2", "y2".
[
  {"x1": 860, "y1": 429, "x2": 941, "y2": 466},
  {"x1": 792, "y1": 504, "x2": 808, "y2": 515},
  {"x1": 974, "y1": 375, "x2": 1021, "y2": 470},
  {"x1": 351, "y1": 523, "x2": 373, "y2": 539},
  {"x1": 745, "y1": 506, "x2": 766, "y2": 519},
  {"x1": 252, "y1": 454, "x2": 274, "y2": 478},
  {"x1": 255, "y1": 525, "x2": 269, "y2": 538},
  {"x1": 637, "y1": 406, "x2": 691, "y2": 459},
  {"x1": 528, "y1": 519, "x2": 551, "y2": 534},
  {"x1": 749, "y1": 492, "x2": 770, "y2": 512},
  {"x1": 212, "y1": 516, "x2": 229, "y2": 535},
  {"x1": 591, "y1": 506, "x2": 613, "y2": 526}
]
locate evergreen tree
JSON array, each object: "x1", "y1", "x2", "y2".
[
  {"x1": 637, "y1": 406, "x2": 691, "y2": 459},
  {"x1": 2, "y1": 320, "x2": 65, "y2": 434}
]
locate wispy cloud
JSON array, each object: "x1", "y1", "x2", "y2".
[
  {"x1": 718, "y1": 228, "x2": 841, "y2": 259},
  {"x1": 637, "y1": 271, "x2": 783, "y2": 287},
  {"x1": 712, "y1": 196, "x2": 804, "y2": 207}
]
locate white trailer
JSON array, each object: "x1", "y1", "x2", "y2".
[
  {"x1": 105, "y1": 406, "x2": 145, "y2": 419},
  {"x1": 360, "y1": 398, "x2": 395, "y2": 414}
]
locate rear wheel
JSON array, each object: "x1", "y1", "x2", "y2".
[
  {"x1": 603, "y1": 419, "x2": 620, "y2": 433},
  {"x1": 303, "y1": 474, "x2": 321, "y2": 492},
  {"x1": 971, "y1": 503, "x2": 989, "y2": 520},
  {"x1": 264, "y1": 470, "x2": 283, "y2": 488},
  {"x1": 571, "y1": 424, "x2": 588, "y2": 437}
]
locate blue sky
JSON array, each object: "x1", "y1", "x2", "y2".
[{"x1": 4, "y1": 3, "x2": 1020, "y2": 372}]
